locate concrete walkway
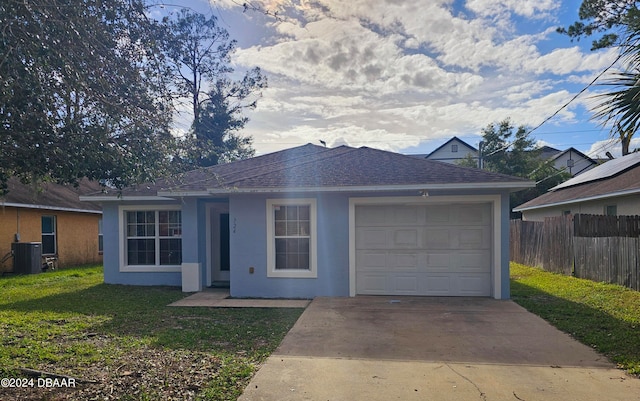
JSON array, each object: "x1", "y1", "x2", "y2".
[
  {"x1": 239, "y1": 296, "x2": 640, "y2": 401},
  {"x1": 168, "y1": 288, "x2": 310, "y2": 308}
]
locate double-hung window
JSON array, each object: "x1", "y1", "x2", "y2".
[
  {"x1": 267, "y1": 199, "x2": 317, "y2": 278},
  {"x1": 41, "y1": 215, "x2": 57, "y2": 255},
  {"x1": 98, "y1": 218, "x2": 104, "y2": 254},
  {"x1": 121, "y1": 207, "x2": 182, "y2": 271}
]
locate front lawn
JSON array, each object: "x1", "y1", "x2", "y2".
[
  {"x1": 510, "y1": 262, "x2": 640, "y2": 376},
  {"x1": 0, "y1": 266, "x2": 304, "y2": 400}
]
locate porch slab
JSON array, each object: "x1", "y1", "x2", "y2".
[{"x1": 168, "y1": 289, "x2": 310, "y2": 308}]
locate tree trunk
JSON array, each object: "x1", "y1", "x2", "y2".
[{"x1": 617, "y1": 124, "x2": 633, "y2": 156}]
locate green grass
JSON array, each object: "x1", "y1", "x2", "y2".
[
  {"x1": 510, "y1": 262, "x2": 640, "y2": 376},
  {"x1": 0, "y1": 266, "x2": 304, "y2": 400}
]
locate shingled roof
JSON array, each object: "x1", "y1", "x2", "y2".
[
  {"x1": 86, "y1": 144, "x2": 533, "y2": 199},
  {"x1": 1, "y1": 178, "x2": 103, "y2": 213},
  {"x1": 514, "y1": 152, "x2": 640, "y2": 212}
]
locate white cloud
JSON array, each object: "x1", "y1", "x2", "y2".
[
  {"x1": 211, "y1": 0, "x2": 619, "y2": 155},
  {"x1": 465, "y1": 0, "x2": 560, "y2": 19}
]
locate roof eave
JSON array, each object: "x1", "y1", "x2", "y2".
[
  {"x1": 79, "y1": 195, "x2": 177, "y2": 202},
  {"x1": 205, "y1": 181, "x2": 535, "y2": 194},
  {"x1": 0, "y1": 202, "x2": 102, "y2": 214},
  {"x1": 514, "y1": 187, "x2": 640, "y2": 212},
  {"x1": 82, "y1": 182, "x2": 535, "y2": 199},
  {"x1": 155, "y1": 191, "x2": 211, "y2": 197}
]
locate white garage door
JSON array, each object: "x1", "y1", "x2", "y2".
[{"x1": 355, "y1": 203, "x2": 492, "y2": 296}]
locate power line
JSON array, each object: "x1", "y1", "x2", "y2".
[{"x1": 482, "y1": 50, "x2": 625, "y2": 159}]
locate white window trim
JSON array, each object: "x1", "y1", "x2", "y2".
[
  {"x1": 118, "y1": 205, "x2": 182, "y2": 273},
  {"x1": 41, "y1": 215, "x2": 57, "y2": 255},
  {"x1": 266, "y1": 198, "x2": 317, "y2": 278},
  {"x1": 98, "y1": 218, "x2": 104, "y2": 254}
]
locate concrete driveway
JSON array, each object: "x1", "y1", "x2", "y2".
[{"x1": 239, "y1": 296, "x2": 640, "y2": 401}]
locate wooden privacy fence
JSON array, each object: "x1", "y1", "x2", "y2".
[{"x1": 510, "y1": 214, "x2": 640, "y2": 291}]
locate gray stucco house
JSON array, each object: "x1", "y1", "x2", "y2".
[{"x1": 83, "y1": 144, "x2": 533, "y2": 299}]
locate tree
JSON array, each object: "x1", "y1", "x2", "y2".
[
  {"x1": 190, "y1": 76, "x2": 261, "y2": 166},
  {"x1": 0, "y1": 0, "x2": 177, "y2": 193},
  {"x1": 590, "y1": 69, "x2": 640, "y2": 155},
  {"x1": 161, "y1": 10, "x2": 266, "y2": 168},
  {"x1": 559, "y1": 1, "x2": 640, "y2": 155},
  {"x1": 557, "y1": 0, "x2": 640, "y2": 50},
  {"x1": 462, "y1": 119, "x2": 571, "y2": 216}
]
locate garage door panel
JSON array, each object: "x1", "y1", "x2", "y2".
[
  {"x1": 359, "y1": 251, "x2": 426, "y2": 272},
  {"x1": 457, "y1": 274, "x2": 491, "y2": 296},
  {"x1": 392, "y1": 206, "x2": 424, "y2": 225},
  {"x1": 424, "y1": 229, "x2": 451, "y2": 248},
  {"x1": 357, "y1": 274, "x2": 387, "y2": 294},
  {"x1": 458, "y1": 227, "x2": 491, "y2": 249},
  {"x1": 393, "y1": 229, "x2": 419, "y2": 248},
  {"x1": 392, "y1": 275, "x2": 419, "y2": 294},
  {"x1": 422, "y1": 274, "x2": 453, "y2": 295},
  {"x1": 355, "y1": 206, "x2": 388, "y2": 226},
  {"x1": 456, "y1": 205, "x2": 491, "y2": 224},
  {"x1": 424, "y1": 253, "x2": 451, "y2": 271},
  {"x1": 456, "y1": 252, "x2": 491, "y2": 272},
  {"x1": 425, "y1": 205, "x2": 452, "y2": 223},
  {"x1": 356, "y1": 250, "x2": 388, "y2": 270},
  {"x1": 390, "y1": 252, "x2": 420, "y2": 270},
  {"x1": 358, "y1": 227, "x2": 424, "y2": 249},
  {"x1": 356, "y1": 228, "x2": 388, "y2": 248},
  {"x1": 355, "y1": 203, "x2": 492, "y2": 297}
]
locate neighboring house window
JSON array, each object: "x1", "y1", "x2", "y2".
[
  {"x1": 121, "y1": 208, "x2": 182, "y2": 270},
  {"x1": 451, "y1": 144, "x2": 458, "y2": 153},
  {"x1": 605, "y1": 205, "x2": 617, "y2": 216},
  {"x1": 41, "y1": 215, "x2": 57, "y2": 255},
  {"x1": 562, "y1": 210, "x2": 571, "y2": 216},
  {"x1": 266, "y1": 199, "x2": 317, "y2": 278},
  {"x1": 567, "y1": 159, "x2": 575, "y2": 168},
  {"x1": 98, "y1": 218, "x2": 103, "y2": 254}
]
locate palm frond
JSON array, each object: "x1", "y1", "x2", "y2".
[{"x1": 592, "y1": 70, "x2": 640, "y2": 134}]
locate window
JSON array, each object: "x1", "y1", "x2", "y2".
[
  {"x1": 41, "y1": 216, "x2": 57, "y2": 255},
  {"x1": 451, "y1": 144, "x2": 458, "y2": 153},
  {"x1": 121, "y1": 208, "x2": 182, "y2": 271},
  {"x1": 562, "y1": 210, "x2": 571, "y2": 216},
  {"x1": 567, "y1": 159, "x2": 575, "y2": 168},
  {"x1": 267, "y1": 199, "x2": 317, "y2": 278},
  {"x1": 98, "y1": 218, "x2": 103, "y2": 254},
  {"x1": 605, "y1": 205, "x2": 617, "y2": 216}
]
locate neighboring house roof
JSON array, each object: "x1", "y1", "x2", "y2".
[
  {"x1": 547, "y1": 147, "x2": 597, "y2": 176},
  {"x1": 426, "y1": 136, "x2": 478, "y2": 159},
  {"x1": 84, "y1": 144, "x2": 533, "y2": 200},
  {"x1": 1, "y1": 178, "x2": 103, "y2": 213},
  {"x1": 514, "y1": 152, "x2": 640, "y2": 212},
  {"x1": 538, "y1": 146, "x2": 561, "y2": 160}
]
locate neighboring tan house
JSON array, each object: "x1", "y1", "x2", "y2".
[
  {"x1": 425, "y1": 136, "x2": 478, "y2": 164},
  {"x1": 0, "y1": 178, "x2": 104, "y2": 272},
  {"x1": 82, "y1": 144, "x2": 534, "y2": 299},
  {"x1": 514, "y1": 152, "x2": 640, "y2": 221}
]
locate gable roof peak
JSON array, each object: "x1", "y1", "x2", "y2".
[{"x1": 427, "y1": 136, "x2": 478, "y2": 158}]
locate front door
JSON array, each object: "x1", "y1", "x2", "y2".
[{"x1": 211, "y1": 208, "x2": 230, "y2": 283}]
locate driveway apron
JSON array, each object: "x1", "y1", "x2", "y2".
[{"x1": 239, "y1": 296, "x2": 640, "y2": 401}]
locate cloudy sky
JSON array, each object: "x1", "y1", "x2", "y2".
[{"x1": 161, "y1": 0, "x2": 635, "y2": 158}]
